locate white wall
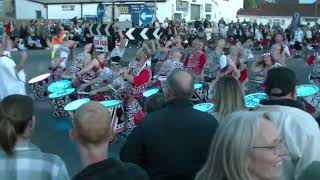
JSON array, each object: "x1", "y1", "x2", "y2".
[
  {"x1": 82, "y1": 3, "x2": 98, "y2": 16},
  {"x1": 218, "y1": 0, "x2": 243, "y2": 23},
  {"x1": 48, "y1": 4, "x2": 81, "y2": 19},
  {"x1": 16, "y1": 0, "x2": 47, "y2": 19}
]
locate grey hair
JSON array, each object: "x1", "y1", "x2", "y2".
[
  {"x1": 166, "y1": 69, "x2": 195, "y2": 100},
  {"x1": 195, "y1": 111, "x2": 271, "y2": 180}
]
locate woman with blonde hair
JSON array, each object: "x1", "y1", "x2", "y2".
[
  {"x1": 195, "y1": 111, "x2": 287, "y2": 180},
  {"x1": 213, "y1": 76, "x2": 245, "y2": 122}
]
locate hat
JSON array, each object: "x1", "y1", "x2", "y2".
[
  {"x1": 265, "y1": 67, "x2": 296, "y2": 97},
  {"x1": 299, "y1": 161, "x2": 320, "y2": 180}
]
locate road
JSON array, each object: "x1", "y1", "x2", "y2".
[{"x1": 10, "y1": 48, "x2": 312, "y2": 177}]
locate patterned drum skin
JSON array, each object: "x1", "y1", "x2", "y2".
[
  {"x1": 143, "y1": 89, "x2": 159, "y2": 98},
  {"x1": 193, "y1": 103, "x2": 214, "y2": 113},
  {"x1": 28, "y1": 73, "x2": 52, "y2": 99},
  {"x1": 296, "y1": 84, "x2": 319, "y2": 97},
  {"x1": 193, "y1": 83, "x2": 205, "y2": 103},
  {"x1": 48, "y1": 80, "x2": 71, "y2": 93},
  {"x1": 100, "y1": 100, "x2": 125, "y2": 134},
  {"x1": 244, "y1": 93, "x2": 268, "y2": 108},
  {"x1": 49, "y1": 88, "x2": 75, "y2": 117},
  {"x1": 64, "y1": 98, "x2": 90, "y2": 117}
]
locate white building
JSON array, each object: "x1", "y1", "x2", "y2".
[
  {"x1": 15, "y1": 0, "x2": 243, "y2": 23},
  {"x1": 237, "y1": 1, "x2": 320, "y2": 28}
]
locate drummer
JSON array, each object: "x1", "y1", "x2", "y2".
[
  {"x1": 74, "y1": 51, "x2": 108, "y2": 90},
  {"x1": 50, "y1": 41, "x2": 70, "y2": 80},
  {"x1": 252, "y1": 51, "x2": 282, "y2": 78},
  {"x1": 98, "y1": 46, "x2": 152, "y2": 131},
  {"x1": 157, "y1": 47, "x2": 183, "y2": 77}
]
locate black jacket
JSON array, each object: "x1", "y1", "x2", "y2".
[
  {"x1": 120, "y1": 99, "x2": 219, "y2": 180},
  {"x1": 73, "y1": 158, "x2": 149, "y2": 180}
]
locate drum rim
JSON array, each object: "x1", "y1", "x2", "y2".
[
  {"x1": 296, "y1": 84, "x2": 319, "y2": 97},
  {"x1": 193, "y1": 103, "x2": 214, "y2": 112},
  {"x1": 28, "y1": 73, "x2": 51, "y2": 84},
  {"x1": 48, "y1": 80, "x2": 71, "y2": 92},
  {"x1": 143, "y1": 88, "x2": 160, "y2": 97},
  {"x1": 64, "y1": 98, "x2": 90, "y2": 111},
  {"x1": 100, "y1": 100, "x2": 123, "y2": 107},
  {"x1": 49, "y1": 88, "x2": 76, "y2": 98},
  {"x1": 194, "y1": 83, "x2": 203, "y2": 90}
]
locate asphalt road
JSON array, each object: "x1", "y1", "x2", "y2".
[{"x1": 9, "y1": 47, "x2": 312, "y2": 177}]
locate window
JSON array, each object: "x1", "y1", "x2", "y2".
[
  {"x1": 205, "y1": 4, "x2": 212, "y2": 12},
  {"x1": 62, "y1": 5, "x2": 75, "y2": 11},
  {"x1": 176, "y1": 0, "x2": 188, "y2": 11},
  {"x1": 273, "y1": 19, "x2": 281, "y2": 26},
  {"x1": 281, "y1": 19, "x2": 285, "y2": 25},
  {"x1": 206, "y1": 15, "x2": 211, "y2": 20},
  {"x1": 36, "y1": 11, "x2": 42, "y2": 19}
]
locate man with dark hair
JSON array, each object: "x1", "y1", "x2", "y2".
[
  {"x1": 70, "y1": 102, "x2": 149, "y2": 180},
  {"x1": 120, "y1": 69, "x2": 218, "y2": 180},
  {"x1": 260, "y1": 67, "x2": 304, "y2": 110}
]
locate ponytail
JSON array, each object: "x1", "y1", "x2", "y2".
[
  {"x1": 0, "y1": 95, "x2": 34, "y2": 155},
  {"x1": 0, "y1": 112, "x2": 17, "y2": 155}
]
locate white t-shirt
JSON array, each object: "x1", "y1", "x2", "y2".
[{"x1": 0, "y1": 55, "x2": 26, "y2": 100}]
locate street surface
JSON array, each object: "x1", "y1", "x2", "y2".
[{"x1": 13, "y1": 48, "x2": 311, "y2": 176}]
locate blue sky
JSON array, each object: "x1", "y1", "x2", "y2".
[{"x1": 300, "y1": 0, "x2": 316, "y2": 3}]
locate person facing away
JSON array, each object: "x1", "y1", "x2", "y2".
[
  {"x1": 120, "y1": 69, "x2": 219, "y2": 180},
  {"x1": 195, "y1": 111, "x2": 287, "y2": 180},
  {"x1": 0, "y1": 95, "x2": 70, "y2": 180},
  {"x1": 70, "y1": 102, "x2": 149, "y2": 180}
]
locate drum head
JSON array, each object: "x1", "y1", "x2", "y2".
[
  {"x1": 49, "y1": 88, "x2": 75, "y2": 99},
  {"x1": 100, "y1": 100, "x2": 122, "y2": 108},
  {"x1": 194, "y1": 83, "x2": 203, "y2": 90},
  {"x1": 143, "y1": 88, "x2": 159, "y2": 98},
  {"x1": 296, "y1": 84, "x2": 319, "y2": 97},
  {"x1": 48, "y1": 80, "x2": 71, "y2": 93},
  {"x1": 244, "y1": 93, "x2": 267, "y2": 108},
  {"x1": 28, "y1": 73, "x2": 51, "y2": 84},
  {"x1": 64, "y1": 98, "x2": 90, "y2": 111},
  {"x1": 193, "y1": 103, "x2": 214, "y2": 112}
]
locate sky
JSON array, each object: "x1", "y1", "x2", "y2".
[{"x1": 300, "y1": 0, "x2": 316, "y2": 3}]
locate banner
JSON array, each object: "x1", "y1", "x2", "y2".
[{"x1": 93, "y1": 35, "x2": 108, "y2": 52}]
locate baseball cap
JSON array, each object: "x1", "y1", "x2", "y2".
[{"x1": 265, "y1": 67, "x2": 296, "y2": 97}]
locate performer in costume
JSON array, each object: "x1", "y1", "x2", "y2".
[
  {"x1": 271, "y1": 33, "x2": 291, "y2": 65},
  {"x1": 50, "y1": 41, "x2": 70, "y2": 80},
  {"x1": 252, "y1": 51, "x2": 282, "y2": 78}
]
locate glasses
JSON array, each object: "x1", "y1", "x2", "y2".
[{"x1": 253, "y1": 139, "x2": 285, "y2": 155}]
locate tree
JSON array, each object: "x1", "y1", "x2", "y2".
[{"x1": 244, "y1": 0, "x2": 257, "y2": 9}]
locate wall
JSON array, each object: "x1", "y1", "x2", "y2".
[
  {"x1": 15, "y1": 0, "x2": 47, "y2": 19},
  {"x1": 82, "y1": 3, "x2": 98, "y2": 16},
  {"x1": 48, "y1": 4, "x2": 81, "y2": 19},
  {"x1": 218, "y1": 0, "x2": 243, "y2": 22}
]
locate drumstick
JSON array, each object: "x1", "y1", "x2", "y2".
[
  {"x1": 108, "y1": 84, "x2": 117, "y2": 92},
  {"x1": 78, "y1": 91, "x2": 90, "y2": 95}
]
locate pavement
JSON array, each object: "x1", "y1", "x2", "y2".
[{"x1": 9, "y1": 47, "x2": 312, "y2": 177}]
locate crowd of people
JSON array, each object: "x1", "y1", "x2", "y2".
[{"x1": 2, "y1": 16, "x2": 320, "y2": 180}]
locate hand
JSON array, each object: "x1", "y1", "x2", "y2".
[
  {"x1": 89, "y1": 90, "x2": 98, "y2": 96},
  {"x1": 165, "y1": 40, "x2": 173, "y2": 48}
]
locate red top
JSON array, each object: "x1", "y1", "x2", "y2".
[
  {"x1": 133, "y1": 69, "x2": 151, "y2": 87},
  {"x1": 183, "y1": 52, "x2": 206, "y2": 76}
]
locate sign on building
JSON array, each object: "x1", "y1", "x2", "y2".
[
  {"x1": 93, "y1": 35, "x2": 108, "y2": 52},
  {"x1": 205, "y1": 4, "x2": 212, "y2": 12},
  {"x1": 176, "y1": 0, "x2": 188, "y2": 11}
]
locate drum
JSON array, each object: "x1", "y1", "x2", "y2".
[
  {"x1": 296, "y1": 84, "x2": 319, "y2": 113},
  {"x1": 309, "y1": 74, "x2": 320, "y2": 87},
  {"x1": 100, "y1": 100, "x2": 125, "y2": 134},
  {"x1": 193, "y1": 83, "x2": 205, "y2": 103},
  {"x1": 193, "y1": 103, "x2": 214, "y2": 114},
  {"x1": 296, "y1": 84, "x2": 319, "y2": 97},
  {"x1": 143, "y1": 88, "x2": 160, "y2": 98},
  {"x1": 64, "y1": 98, "x2": 90, "y2": 118},
  {"x1": 49, "y1": 88, "x2": 75, "y2": 117},
  {"x1": 244, "y1": 93, "x2": 267, "y2": 108},
  {"x1": 28, "y1": 73, "x2": 52, "y2": 99},
  {"x1": 48, "y1": 80, "x2": 71, "y2": 93},
  {"x1": 250, "y1": 76, "x2": 264, "y2": 92}
]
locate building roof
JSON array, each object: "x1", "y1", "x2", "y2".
[
  {"x1": 237, "y1": 3, "x2": 318, "y2": 17},
  {"x1": 29, "y1": 0, "x2": 164, "y2": 4}
]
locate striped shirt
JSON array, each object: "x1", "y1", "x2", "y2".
[{"x1": 0, "y1": 141, "x2": 70, "y2": 180}]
